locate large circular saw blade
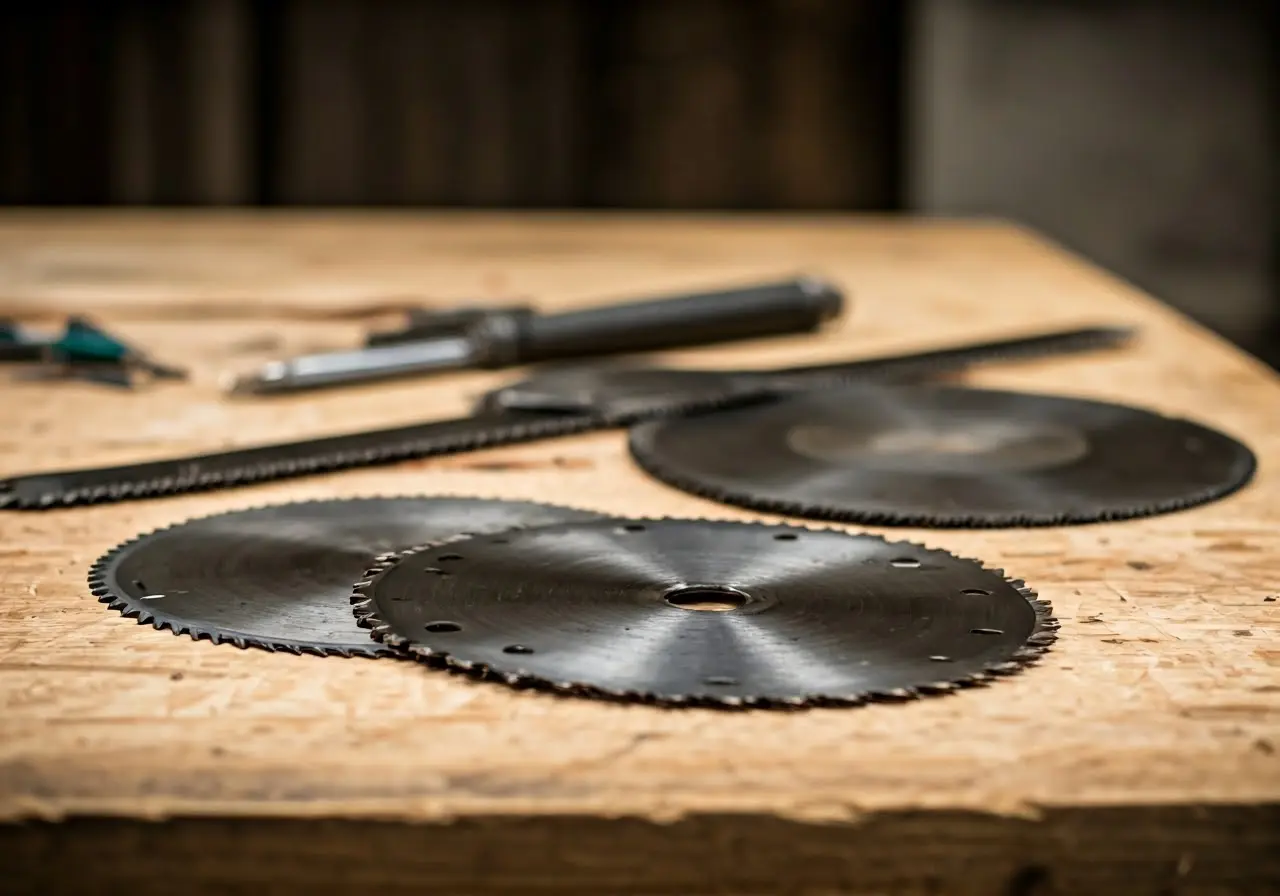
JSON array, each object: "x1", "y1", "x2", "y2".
[
  {"x1": 89, "y1": 497, "x2": 603, "y2": 656},
  {"x1": 628, "y1": 385, "x2": 1256, "y2": 528},
  {"x1": 353, "y1": 518, "x2": 1056, "y2": 706}
]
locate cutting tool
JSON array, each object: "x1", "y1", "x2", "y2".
[
  {"x1": 0, "y1": 324, "x2": 1134, "y2": 509},
  {"x1": 89, "y1": 497, "x2": 603, "y2": 656},
  {"x1": 628, "y1": 384, "x2": 1257, "y2": 527},
  {"x1": 352, "y1": 518, "x2": 1057, "y2": 707},
  {"x1": 1, "y1": 315, "x2": 185, "y2": 387}
]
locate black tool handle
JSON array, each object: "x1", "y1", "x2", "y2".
[
  {"x1": 365, "y1": 304, "x2": 534, "y2": 346},
  {"x1": 472, "y1": 276, "x2": 844, "y2": 367}
]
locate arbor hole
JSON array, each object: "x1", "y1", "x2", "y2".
[{"x1": 665, "y1": 585, "x2": 748, "y2": 612}]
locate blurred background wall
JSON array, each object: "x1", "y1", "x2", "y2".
[{"x1": 1, "y1": 0, "x2": 1275, "y2": 360}]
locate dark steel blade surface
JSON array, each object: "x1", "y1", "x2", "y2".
[
  {"x1": 2, "y1": 410, "x2": 600, "y2": 509},
  {"x1": 1, "y1": 324, "x2": 1132, "y2": 510},
  {"x1": 353, "y1": 518, "x2": 1055, "y2": 705},
  {"x1": 762, "y1": 325, "x2": 1134, "y2": 386},
  {"x1": 479, "y1": 366, "x2": 758, "y2": 418},
  {"x1": 628, "y1": 385, "x2": 1257, "y2": 527},
  {"x1": 483, "y1": 325, "x2": 1135, "y2": 417},
  {"x1": 89, "y1": 497, "x2": 603, "y2": 656}
]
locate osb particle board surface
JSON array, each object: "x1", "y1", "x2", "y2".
[{"x1": 0, "y1": 211, "x2": 1276, "y2": 828}]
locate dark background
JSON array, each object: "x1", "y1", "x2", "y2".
[{"x1": 2, "y1": 0, "x2": 1276, "y2": 360}]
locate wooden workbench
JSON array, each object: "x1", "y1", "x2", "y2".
[{"x1": 1, "y1": 212, "x2": 1277, "y2": 894}]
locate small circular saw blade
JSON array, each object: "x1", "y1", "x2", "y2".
[
  {"x1": 628, "y1": 385, "x2": 1256, "y2": 528},
  {"x1": 89, "y1": 497, "x2": 603, "y2": 656},
  {"x1": 352, "y1": 518, "x2": 1055, "y2": 706}
]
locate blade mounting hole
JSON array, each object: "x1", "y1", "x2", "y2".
[
  {"x1": 961, "y1": 588, "x2": 992, "y2": 596},
  {"x1": 890, "y1": 557, "x2": 920, "y2": 568},
  {"x1": 773, "y1": 532, "x2": 798, "y2": 541},
  {"x1": 665, "y1": 585, "x2": 748, "y2": 612},
  {"x1": 970, "y1": 627, "x2": 1004, "y2": 636},
  {"x1": 618, "y1": 523, "x2": 646, "y2": 533},
  {"x1": 437, "y1": 553, "x2": 463, "y2": 562},
  {"x1": 503, "y1": 644, "x2": 534, "y2": 655},
  {"x1": 425, "y1": 621, "x2": 461, "y2": 633}
]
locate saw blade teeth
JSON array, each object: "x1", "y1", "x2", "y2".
[
  {"x1": 917, "y1": 681, "x2": 957, "y2": 694},
  {"x1": 987, "y1": 662, "x2": 1023, "y2": 676},
  {"x1": 414, "y1": 647, "x2": 448, "y2": 666},
  {"x1": 8, "y1": 415, "x2": 602, "y2": 508},
  {"x1": 367, "y1": 627, "x2": 407, "y2": 651}
]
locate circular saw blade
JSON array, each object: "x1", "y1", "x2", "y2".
[
  {"x1": 352, "y1": 517, "x2": 1055, "y2": 706},
  {"x1": 628, "y1": 385, "x2": 1256, "y2": 528},
  {"x1": 89, "y1": 497, "x2": 604, "y2": 657}
]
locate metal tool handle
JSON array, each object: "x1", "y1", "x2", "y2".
[
  {"x1": 472, "y1": 276, "x2": 844, "y2": 367},
  {"x1": 228, "y1": 337, "x2": 476, "y2": 395}
]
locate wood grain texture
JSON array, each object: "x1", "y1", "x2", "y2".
[{"x1": 0, "y1": 212, "x2": 1277, "y2": 892}]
